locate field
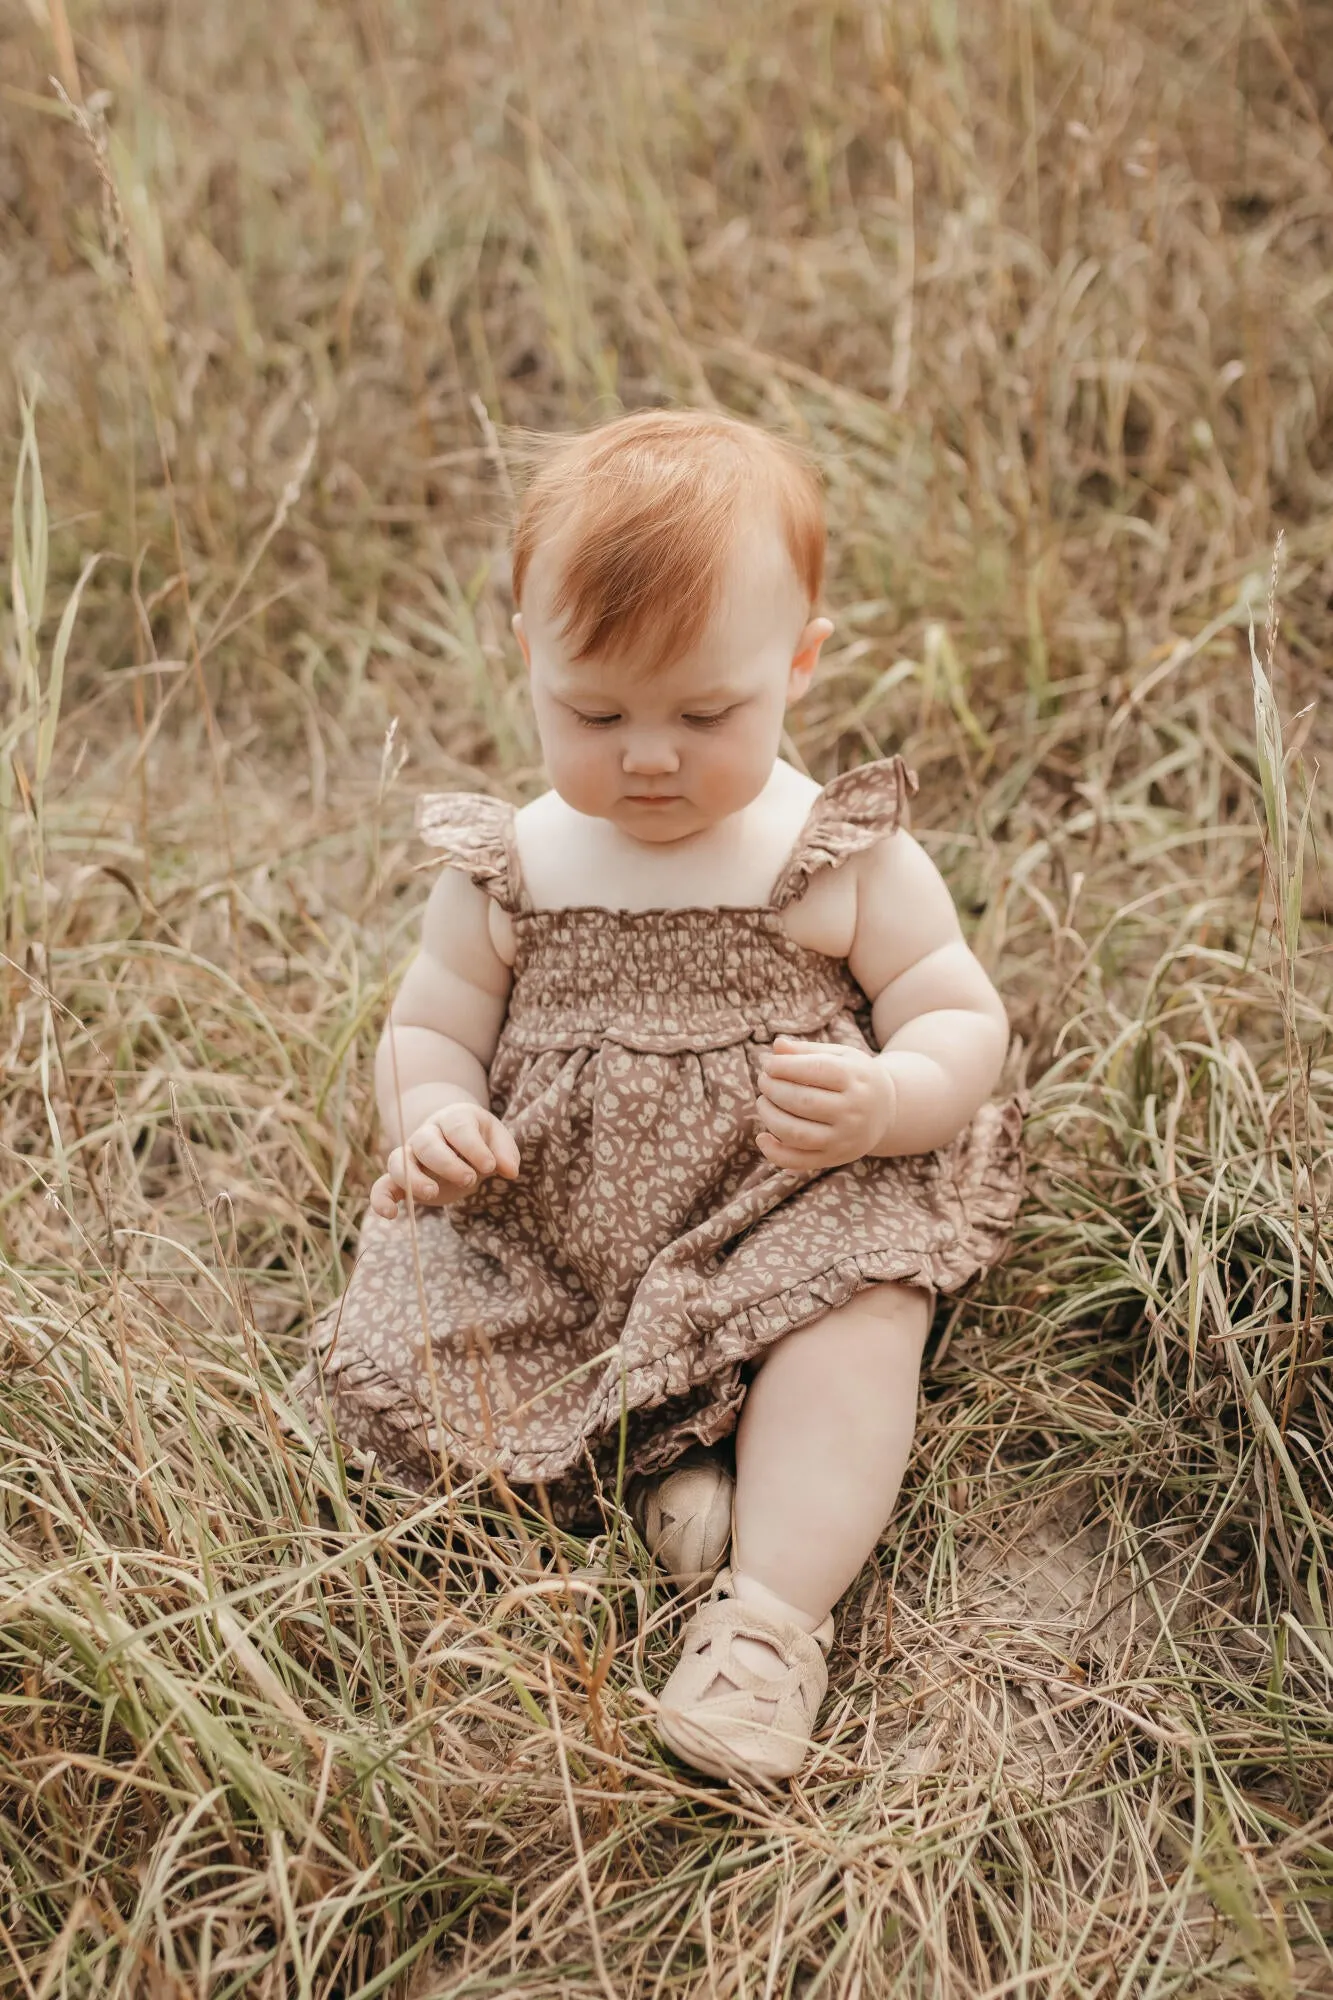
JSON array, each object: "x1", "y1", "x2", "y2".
[{"x1": 2, "y1": 0, "x2": 1332, "y2": 1993}]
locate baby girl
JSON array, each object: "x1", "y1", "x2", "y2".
[{"x1": 289, "y1": 409, "x2": 1024, "y2": 1786}]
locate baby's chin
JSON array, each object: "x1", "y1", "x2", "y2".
[
  {"x1": 546, "y1": 779, "x2": 702, "y2": 838},
  {"x1": 546, "y1": 774, "x2": 763, "y2": 842},
  {"x1": 605, "y1": 783, "x2": 774, "y2": 843},
  {"x1": 608, "y1": 797, "x2": 709, "y2": 843}
]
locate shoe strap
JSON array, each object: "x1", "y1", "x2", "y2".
[
  {"x1": 688, "y1": 1593, "x2": 830, "y2": 1689},
  {"x1": 710, "y1": 1570, "x2": 834, "y2": 1655}
]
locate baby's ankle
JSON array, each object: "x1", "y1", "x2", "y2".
[
  {"x1": 730, "y1": 1571, "x2": 826, "y2": 1634},
  {"x1": 719, "y1": 1572, "x2": 831, "y2": 1684}
]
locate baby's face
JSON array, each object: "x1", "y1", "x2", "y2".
[{"x1": 514, "y1": 522, "x2": 831, "y2": 844}]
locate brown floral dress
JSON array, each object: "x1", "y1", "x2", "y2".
[{"x1": 287, "y1": 757, "x2": 1024, "y2": 1522}]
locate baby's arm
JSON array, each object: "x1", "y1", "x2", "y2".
[
  {"x1": 370, "y1": 868, "x2": 519, "y2": 1216},
  {"x1": 848, "y1": 830, "x2": 1008, "y2": 1155},
  {"x1": 754, "y1": 829, "x2": 1008, "y2": 1169}
]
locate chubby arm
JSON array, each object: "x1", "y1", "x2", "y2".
[
  {"x1": 754, "y1": 829, "x2": 1008, "y2": 1169},
  {"x1": 848, "y1": 829, "x2": 1008, "y2": 1154},
  {"x1": 371, "y1": 868, "x2": 519, "y2": 1213}
]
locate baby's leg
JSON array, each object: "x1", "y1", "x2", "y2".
[
  {"x1": 653, "y1": 1284, "x2": 931, "y2": 1779},
  {"x1": 731, "y1": 1282, "x2": 931, "y2": 1631}
]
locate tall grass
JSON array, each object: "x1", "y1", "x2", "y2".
[{"x1": 1, "y1": 1, "x2": 1331, "y2": 1994}]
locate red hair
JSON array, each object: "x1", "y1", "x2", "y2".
[{"x1": 511, "y1": 409, "x2": 825, "y2": 676}]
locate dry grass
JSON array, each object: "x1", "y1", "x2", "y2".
[{"x1": 2, "y1": 0, "x2": 1332, "y2": 1993}]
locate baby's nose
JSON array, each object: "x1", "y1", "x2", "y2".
[{"x1": 622, "y1": 733, "x2": 680, "y2": 774}]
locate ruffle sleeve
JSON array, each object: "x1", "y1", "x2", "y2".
[
  {"x1": 769, "y1": 755, "x2": 918, "y2": 910},
  {"x1": 414, "y1": 791, "x2": 524, "y2": 912}
]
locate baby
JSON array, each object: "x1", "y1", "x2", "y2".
[{"x1": 289, "y1": 409, "x2": 1024, "y2": 1786}]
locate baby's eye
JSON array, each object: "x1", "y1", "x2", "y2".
[
  {"x1": 682, "y1": 710, "x2": 732, "y2": 729},
  {"x1": 575, "y1": 713, "x2": 620, "y2": 729}
]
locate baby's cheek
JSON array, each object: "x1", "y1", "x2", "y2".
[
  {"x1": 697, "y1": 747, "x2": 763, "y2": 820},
  {"x1": 541, "y1": 722, "x2": 614, "y2": 804}
]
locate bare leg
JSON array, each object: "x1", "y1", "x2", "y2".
[
  {"x1": 730, "y1": 1282, "x2": 931, "y2": 1642},
  {"x1": 653, "y1": 1284, "x2": 932, "y2": 1777}
]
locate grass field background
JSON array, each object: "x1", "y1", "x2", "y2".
[{"x1": 2, "y1": 1, "x2": 1332, "y2": 1993}]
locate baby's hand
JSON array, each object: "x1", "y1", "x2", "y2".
[
  {"x1": 754, "y1": 1036, "x2": 895, "y2": 1173},
  {"x1": 370, "y1": 1103, "x2": 520, "y2": 1219}
]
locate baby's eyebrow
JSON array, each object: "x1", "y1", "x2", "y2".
[
  {"x1": 548, "y1": 676, "x2": 618, "y2": 703},
  {"x1": 554, "y1": 680, "x2": 745, "y2": 707}
]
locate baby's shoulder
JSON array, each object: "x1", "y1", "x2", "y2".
[{"x1": 777, "y1": 756, "x2": 922, "y2": 950}]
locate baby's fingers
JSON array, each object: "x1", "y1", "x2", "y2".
[
  {"x1": 758, "y1": 1072, "x2": 839, "y2": 1121},
  {"x1": 414, "y1": 1126, "x2": 486, "y2": 1184},
  {"x1": 482, "y1": 1116, "x2": 521, "y2": 1178},
  {"x1": 387, "y1": 1143, "x2": 443, "y2": 1202},
  {"x1": 369, "y1": 1172, "x2": 404, "y2": 1219},
  {"x1": 756, "y1": 1130, "x2": 825, "y2": 1172},
  {"x1": 764, "y1": 1043, "x2": 847, "y2": 1089},
  {"x1": 755, "y1": 1098, "x2": 833, "y2": 1150}
]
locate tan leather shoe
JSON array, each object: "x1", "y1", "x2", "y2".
[
  {"x1": 628, "y1": 1448, "x2": 734, "y2": 1589},
  {"x1": 654, "y1": 1569, "x2": 834, "y2": 1784}
]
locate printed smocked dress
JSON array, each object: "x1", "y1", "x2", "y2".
[{"x1": 288, "y1": 757, "x2": 1025, "y2": 1523}]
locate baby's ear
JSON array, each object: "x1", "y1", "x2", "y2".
[
  {"x1": 512, "y1": 612, "x2": 532, "y2": 667},
  {"x1": 788, "y1": 616, "x2": 833, "y2": 696}
]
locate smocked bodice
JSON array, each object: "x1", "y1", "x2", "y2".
[
  {"x1": 415, "y1": 757, "x2": 918, "y2": 1054},
  {"x1": 500, "y1": 904, "x2": 864, "y2": 1053}
]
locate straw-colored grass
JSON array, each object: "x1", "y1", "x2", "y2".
[{"x1": 2, "y1": 1, "x2": 1331, "y2": 1993}]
